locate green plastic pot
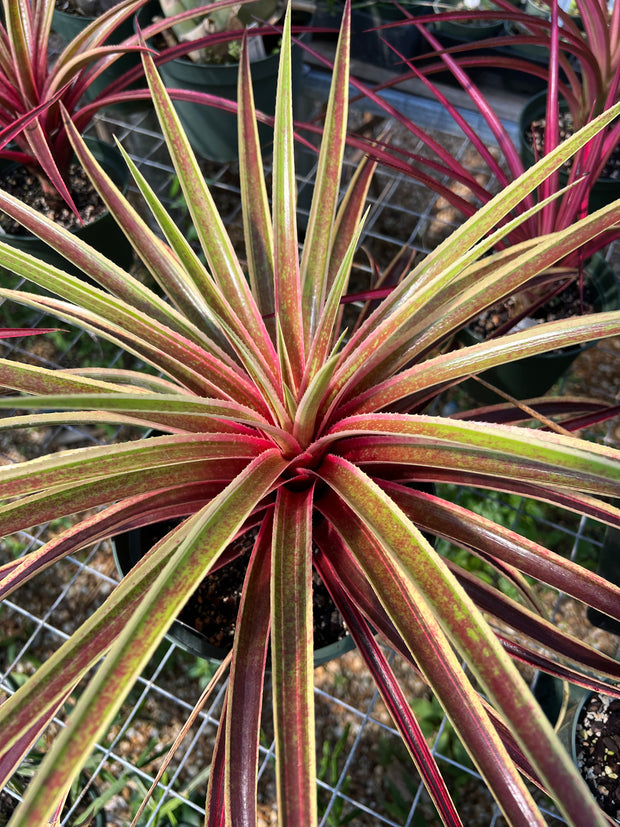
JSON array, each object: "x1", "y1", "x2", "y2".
[
  {"x1": 0, "y1": 138, "x2": 133, "y2": 277},
  {"x1": 458, "y1": 253, "x2": 619, "y2": 402},
  {"x1": 523, "y1": 0, "x2": 549, "y2": 17},
  {"x1": 519, "y1": 90, "x2": 620, "y2": 213},
  {"x1": 522, "y1": 0, "x2": 582, "y2": 25},
  {"x1": 113, "y1": 522, "x2": 356, "y2": 666},
  {"x1": 502, "y1": 21, "x2": 549, "y2": 64},
  {"x1": 150, "y1": 15, "x2": 308, "y2": 163},
  {"x1": 310, "y1": 0, "x2": 343, "y2": 34},
  {"x1": 52, "y1": 3, "x2": 157, "y2": 111}
]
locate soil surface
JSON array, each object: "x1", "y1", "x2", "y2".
[
  {"x1": 177, "y1": 526, "x2": 349, "y2": 653},
  {"x1": 470, "y1": 277, "x2": 596, "y2": 339},
  {"x1": 527, "y1": 111, "x2": 620, "y2": 181},
  {"x1": 0, "y1": 162, "x2": 107, "y2": 236},
  {"x1": 576, "y1": 692, "x2": 620, "y2": 822},
  {"x1": 54, "y1": 0, "x2": 121, "y2": 15},
  {"x1": 0, "y1": 791, "x2": 16, "y2": 826},
  {"x1": 116, "y1": 521, "x2": 349, "y2": 655}
]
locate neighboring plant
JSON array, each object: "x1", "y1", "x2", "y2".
[
  {"x1": 0, "y1": 328, "x2": 60, "y2": 338},
  {"x1": 0, "y1": 0, "x2": 268, "y2": 217},
  {"x1": 107, "y1": 758, "x2": 209, "y2": 826},
  {"x1": 427, "y1": 0, "x2": 620, "y2": 186},
  {"x1": 0, "y1": 748, "x2": 101, "y2": 827},
  {"x1": 409, "y1": 695, "x2": 472, "y2": 770},
  {"x1": 432, "y1": 0, "x2": 501, "y2": 23},
  {"x1": 2, "y1": 4, "x2": 620, "y2": 825},
  {"x1": 338, "y1": 0, "x2": 620, "y2": 328},
  {"x1": 0, "y1": 0, "x2": 156, "y2": 214},
  {"x1": 455, "y1": 0, "x2": 620, "y2": 125},
  {"x1": 404, "y1": 0, "x2": 619, "y2": 126},
  {"x1": 56, "y1": 0, "x2": 129, "y2": 14},
  {"x1": 157, "y1": 0, "x2": 281, "y2": 63}
]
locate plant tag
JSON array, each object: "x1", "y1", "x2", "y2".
[
  {"x1": 247, "y1": 24, "x2": 267, "y2": 62},
  {"x1": 512, "y1": 317, "x2": 540, "y2": 333}
]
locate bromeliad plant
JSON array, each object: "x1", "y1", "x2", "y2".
[
  {"x1": 437, "y1": 0, "x2": 620, "y2": 126},
  {"x1": 393, "y1": 0, "x2": 620, "y2": 126},
  {"x1": 1, "y1": 3, "x2": 620, "y2": 824},
  {"x1": 157, "y1": 0, "x2": 282, "y2": 63},
  {"x1": 0, "y1": 0, "x2": 255, "y2": 216},
  {"x1": 339, "y1": 0, "x2": 620, "y2": 331},
  {"x1": 368, "y1": 0, "x2": 620, "y2": 222},
  {"x1": 0, "y1": 0, "x2": 157, "y2": 215}
]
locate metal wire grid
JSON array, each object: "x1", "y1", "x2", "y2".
[{"x1": 0, "y1": 64, "x2": 618, "y2": 826}]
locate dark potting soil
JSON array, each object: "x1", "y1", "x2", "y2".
[
  {"x1": 576, "y1": 692, "x2": 620, "y2": 822},
  {"x1": 54, "y1": 0, "x2": 121, "y2": 15},
  {"x1": 527, "y1": 111, "x2": 620, "y2": 181},
  {"x1": 470, "y1": 278, "x2": 596, "y2": 339},
  {"x1": 0, "y1": 163, "x2": 107, "y2": 236},
  {"x1": 178, "y1": 527, "x2": 348, "y2": 653},
  {"x1": 0, "y1": 791, "x2": 16, "y2": 826}
]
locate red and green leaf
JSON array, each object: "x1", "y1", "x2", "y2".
[{"x1": 271, "y1": 486, "x2": 317, "y2": 826}]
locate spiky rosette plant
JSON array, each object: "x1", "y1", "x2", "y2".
[
  {"x1": 332, "y1": 0, "x2": 620, "y2": 347},
  {"x1": 0, "y1": 0, "x2": 154, "y2": 213},
  {"x1": 356, "y1": 0, "x2": 620, "y2": 254},
  {"x1": 1, "y1": 3, "x2": 620, "y2": 824},
  {"x1": 0, "y1": 0, "x2": 260, "y2": 215}
]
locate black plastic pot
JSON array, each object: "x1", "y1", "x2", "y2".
[
  {"x1": 432, "y1": 0, "x2": 505, "y2": 40},
  {"x1": 350, "y1": 2, "x2": 425, "y2": 72},
  {"x1": 458, "y1": 253, "x2": 619, "y2": 402},
  {"x1": 519, "y1": 90, "x2": 620, "y2": 213},
  {"x1": 587, "y1": 527, "x2": 620, "y2": 635},
  {"x1": 113, "y1": 522, "x2": 355, "y2": 666},
  {"x1": 531, "y1": 670, "x2": 570, "y2": 730},
  {"x1": 0, "y1": 138, "x2": 133, "y2": 277}
]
